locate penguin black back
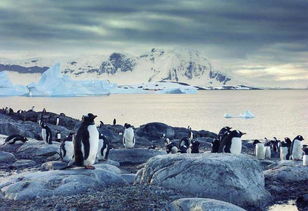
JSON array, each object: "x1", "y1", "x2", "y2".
[
  {"x1": 211, "y1": 138, "x2": 220, "y2": 153},
  {"x1": 4, "y1": 134, "x2": 28, "y2": 145}
]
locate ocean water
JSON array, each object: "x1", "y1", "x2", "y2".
[{"x1": 0, "y1": 90, "x2": 307, "y2": 142}]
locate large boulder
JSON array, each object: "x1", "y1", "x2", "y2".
[
  {"x1": 135, "y1": 153, "x2": 271, "y2": 210},
  {"x1": 136, "y1": 122, "x2": 175, "y2": 140},
  {"x1": 9, "y1": 160, "x2": 37, "y2": 169},
  {"x1": 17, "y1": 140, "x2": 60, "y2": 159},
  {"x1": 108, "y1": 148, "x2": 166, "y2": 165},
  {"x1": 0, "y1": 166, "x2": 127, "y2": 200},
  {"x1": 167, "y1": 198, "x2": 246, "y2": 211},
  {"x1": 265, "y1": 160, "x2": 308, "y2": 200}
]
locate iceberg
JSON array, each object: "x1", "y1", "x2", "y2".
[
  {"x1": 224, "y1": 113, "x2": 233, "y2": 118},
  {"x1": 27, "y1": 64, "x2": 116, "y2": 97},
  {"x1": 239, "y1": 111, "x2": 255, "y2": 119},
  {"x1": 0, "y1": 71, "x2": 28, "y2": 96}
]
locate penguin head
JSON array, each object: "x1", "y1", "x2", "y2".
[
  {"x1": 164, "y1": 138, "x2": 171, "y2": 145},
  {"x1": 83, "y1": 113, "x2": 97, "y2": 123},
  {"x1": 295, "y1": 135, "x2": 304, "y2": 141},
  {"x1": 284, "y1": 137, "x2": 292, "y2": 145},
  {"x1": 224, "y1": 126, "x2": 232, "y2": 131},
  {"x1": 232, "y1": 130, "x2": 246, "y2": 138},
  {"x1": 253, "y1": 140, "x2": 261, "y2": 145}
]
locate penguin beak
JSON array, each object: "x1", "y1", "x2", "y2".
[
  {"x1": 94, "y1": 115, "x2": 97, "y2": 119},
  {"x1": 241, "y1": 132, "x2": 246, "y2": 135}
]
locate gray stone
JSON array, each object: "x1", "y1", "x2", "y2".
[
  {"x1": 17, "y1": 140, "x2": 60, "y2": 158},
  {"x1": 41, "y1": 161, "x2": 68, "y2": 171},
  {"x1": 0, "y1": 151, "x2": 16, "y2": 164},
  {"x1": 135, "y1": 153, "x2": 271, "y2": 209},
  {"x1": 121, "y1": 174, "x2": 136, "y2": 184},
  {"x1": 166, "y1": 198, "x2": 246, "y2": 211},
  {"x1": 0, "y1": 167, "x2": 127, "y2": 200},
  {"x1": 10, "y1": 160, "x2": 36, "y2": 168},
  {"x1": 109, "y1": 148, "x2": 166, "y2": 165}
]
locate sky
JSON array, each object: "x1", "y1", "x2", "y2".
[{"x1": 0, "y1": 0, "x2": 308, "y2": 88}]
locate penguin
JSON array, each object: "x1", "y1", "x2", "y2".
[
  {"x1": 4, "y1": 135, "x2": 28, "y2": 145},
  {"x1": 113, "y1": 118, "x2": 116, "y2": 125},
  {"x1": 165, "y1": 138, "x2": 178, "y2": 154},
  {"x1": 56, "y1": 116, "x2": 60, "y2": 126},
  {"x1": 290, "y1": 135, "x2": 304, "y2": 160},
  {"x1": 218, "y1": 126, "x2": 232, "y2": 140},
  {"x1": 97, "y1": 134, "x2": 111, "y2": 161},
  {"x1": 264, "y1": 141, "x2": 272, "y2": 159},
  {"x1": 253, "y1": 140, "x2": 265, "y2": 160},
  {"x1": 179, "y1": 128, "x2": 194, "y2": 153},
  {"x1": 284, "y1": 137, "x2": 292, "y2": 160},
  {"x1": 73, "y1": 113, "x2": 99, "y2": 169},
  {"x1": 55, "y1": 131, "x2": 62, "y2": 142},
  {"x1": 123, "y1": 123, "x2": 135, "y2": 149},
  {"x1": 280, "y1": 141, "x2": 289, "y2": 160},
  {"x1": 211, "y1": 138, "x2": 220, "y2": 153},
  {"x1": 191, "y1": 139, "x2": 200, "y2": 153},
  {"x1": 218, "y1": 130, "x2": 245, "y2": 154},
  {"x1": 99, "y1": 121, "x2": 104, "y2": 128},
  {"x1": 41, "y1": 122, "x2": 52, "y2": 144},
  {"x1": 60, "y1": 136, "x2": 74, "y2": 162},
  {"x1": 302, "y1": 146, "x2": 308, "y2": 166}
]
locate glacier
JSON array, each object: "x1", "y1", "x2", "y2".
[
  {"x1": 0, "y1": 71, "x2": 28, "y2": 96},
  {"x1": 1, "y1": 64, "x2": 198, "y2": 97}
]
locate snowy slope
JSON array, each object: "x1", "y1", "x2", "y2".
[{"x1": 0, "y1": 48, "x2": 241, "y2": 88}]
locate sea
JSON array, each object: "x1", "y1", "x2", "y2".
[{"x1": 0, "y1": 90, "x2": 307, "y2": 143}]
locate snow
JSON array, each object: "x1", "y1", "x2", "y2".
[
  {"x1": 0, "y1": 71, "x2": 28, "y2": 96},
  {"x1": 27, "y1": 64, "x2": 116, "y2": 97}
]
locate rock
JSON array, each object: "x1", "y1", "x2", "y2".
[
  {"x1": 0, "y1": 151, "x2": 16, "y2": 164},
  {"x1": 121, "y1": 174, "x2": 136, "y2": 184},
  {"x1": 17, "y1": 140, "x2": 60, "y2": 159},
  {"x1": 258, "y1": 159, "x2": 278, "y2": 170},
  {"x1": 108, "y1": 148, "x2": 166, "y2": 165},
  {"x1": 41, "y1": 161, "x2": 68, "y2": 171},
  {"x1": 0, "y1": 168, "x2": 127, "y2": 200},
  {"x1": 264, "y1": 160, "x2": 308, "y2": 200},
  {"x1": 166, "y1": 198, "x2": 246, "y2": 211},
  {"x1": 296, "y1": 194, "x2": 308, "y2": 211},
  {"x1": 136, "y1": 122, "x2": 175, "y2": 140},
  {"x1": 97, "y1": 159, "x2": 120, "y2": 167},
  {"x1": 135, "y1": 153, "x2": 271, "y2": 210},
  {"x1": 10, "y1": 160, "x2": 37, "y2": 169}
]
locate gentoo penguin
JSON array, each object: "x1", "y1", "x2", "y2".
[
  {"x1": 302, "y1": 146, "x2": 308, "y2": 166},
  {"x1": 123, "y1": 123, "x2": 135, "y2": 149},
  {"x1": 218, "y1": 126, "x2": 232, "y2": 140},
  {"x1": 97, "y1": 134, "x2": 111, "y2": 161},
  {"x1": 55, "y1": 131, "x2": 62, "y2": 142},
  {"x1": 218, "y1": 130, "x2": 245, "y2": 154},
  {"x1": 73, "y1": 113, "x2": 99, "y2": 169},
  {"x1": 113, "y1": 118, "x2": 116, "y2": 125},
  {"x1": 4, "y1": 135, "x2": 28, "y2": 145},
  {"x1": 99, "y1": 121, "x2": 104, "y2": 127},
  {"x1": 60, "y1": 134, "x2": 74, "y2": 162},
  {"x1": 290, "y1": 135, "x2": 304, "y2": 160},
  {"x1": 56, "y1": 116, "x2": 60, "y2": 126},
  {"x1": 211, "y1": 138, "x2": 220, "y2": 153},
  {"x1": 179, "y1": 128, "x2": 193, "y2": 153},
  {"x1": 165, "y1": 138, "x2": 178, "y2": 154},
  {"x1": 280, "y1": 141, "x2": 289, "y2": 160},
  {"x1": 253, "y1": 140, "x2": 265, "y2": 160},
  {"x1": 191, "y1": 139, "x2": 200, "y2": 153},
  {"x1": 41, "y1": 122, "x2": 52, "y2": 144},
  {"x1": 284, "y1": 137, "x2": 292, "y2": 160},
  {"x1": 264, "y1": 141, "x2": 272, "y2": 159}
]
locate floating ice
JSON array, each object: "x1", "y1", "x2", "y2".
[
  {"x1": 224, "y1": 113, "x2": 233, "y2": 118},
  {"x1": 240, "y1": 111, "x2": 255, "y2": 119},
  {"x1": 0, "y1": 71, "x2": 28, "y2": 96}
]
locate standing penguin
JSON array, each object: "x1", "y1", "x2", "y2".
[
  {"x1": 253, "y1": 140, "x2": 265, "y2": 160},
  {"x1": 60, "y1": 134, "x2": 74, "y2": 162},
  {"x1": 41, "y1": 122, "x2": 52, "y2": 144},
  {"x1": 211, "y1": 138, "x2": 220, "y2": 153},
  {"x1": 97, "y1": 134, "x2": 111, "y2": 161},
  {"x1": 284, "y1": 137, "x2": 292, "y2": 160},
  {"x1": 56, "y1": 116, "x2": 60, "y2": 126},
  {"x1": 73, "y1": 113, "x2": 99, "y2": 169},
  {"x1": 179, "y1": 128, "x2": 193, "y2": 153},
  {"x1": 218, "y1": 130, "x2": 245, "y2": 154},
  {"x1": 113, "y1": 118, "x2": 116, "y2": 125},
  {"x1": 280, "y1": 141, "x2": 289, "y2": 160},
  {"x1": 218, "y1": 126, "x2": 232, "y2": 141},
  {"x1": 264, "y1": 141, "x2": 272, "y2": 159},
  {"x1": 191, "y1": 139, "x2": 200, "y2": 153},
  {"x1": 302, "y1": 146, "x2": 308, "y2": 166},
  {"x1": 290, "y1": 135, "x2": 304, "y2": 160},
  {"x1": 123, "y1": 123, "x2": 135, "y2": 149}
]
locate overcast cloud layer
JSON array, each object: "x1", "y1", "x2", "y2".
[{"x1": 0, "y1": 0, "x2": 307, "y2": 88}]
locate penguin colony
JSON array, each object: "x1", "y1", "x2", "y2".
[{"x1": 1, "y1": 106, "x2": 306, "y2": 168}]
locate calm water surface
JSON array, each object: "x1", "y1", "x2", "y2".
[{"x1": 0, "y1": 90, "x2": 307, "y2": 141}]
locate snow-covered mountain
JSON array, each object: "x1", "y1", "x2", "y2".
[{"x1": 0, "y1": 48, "x2": 244, "y2": 88}]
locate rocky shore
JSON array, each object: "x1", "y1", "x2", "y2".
[{"x1": 0, "y1": 110, "x2": 307, "y2": 211}]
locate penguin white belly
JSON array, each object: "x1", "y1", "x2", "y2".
[
  {"x1": 83, "y1": 125, "x2": 99, "y2": 166},
  {"x1": 57, "y1": 133, "x2": 61, "y2": 140},
  {"x1": 123, "y1": 128, "x2": 135, "y2": 149},
  {"x1": 292, "y1": 140, "x2": 303, "y2": 160},
  {"x1": 230, "y1": 137, "x2": 242, "y2": 155},
  {"x1": 97, "y1": 139, "x2": 105, "y2": 160},
  {"x1": 303, "y1": 155, "x2": 308, "y2": 166},
  {"x1": 256, "y1": 143, "x2": 265, "y2": 160},
  {"x1": 41, "y1": 129, "x2": 47, "y2": 143},
  {"x1": 56, "y1": 118, "x2": 59, "y2": 125},
  {"x1": 63, "y1": 142, "x2": 74, "y2": 162},
  {"x1": 280, "y1": 147, "x2": 288, "y2": 160},
  {"x1": 265, "y1": 146, "x2": 271, "y2": 159}
]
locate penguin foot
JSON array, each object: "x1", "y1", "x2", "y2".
[{"x1": 85, "y1": 165, "x2": 95, "y2": 170}]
